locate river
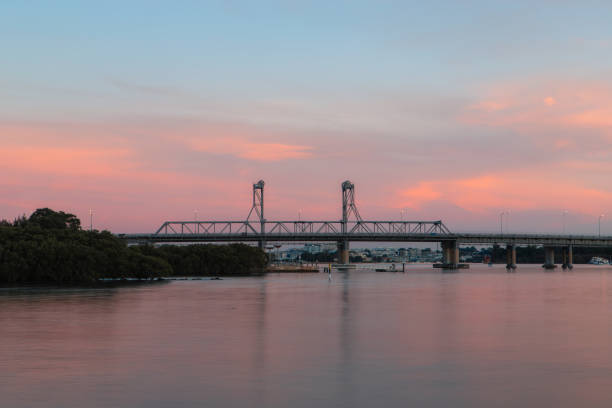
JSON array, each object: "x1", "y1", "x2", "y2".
[{"x1": 3, "y1": 264, "x2": 612, "y2": 407}]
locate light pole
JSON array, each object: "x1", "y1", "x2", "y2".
[
  {"x1": 562, "y1": 210, "x2": 568, "y2": 234},
  {"x1": 194, "y1": 210, "x2": 198, "y2": 233},
  {"x1": 599, "y1": 214, "x2": 605, "y2": 237},
  {"x1": 298, "y1": 209, "x2": 301, "y2": 222},
  {"x1": 499, "y1": 211, "x2": 509, "y2": 234},
  {"x1": 506, "y1": 210, "x2": 510, "y2": 233},
  {"x1": 89, "y1": 209, "x2": 94, "y2": 232}
]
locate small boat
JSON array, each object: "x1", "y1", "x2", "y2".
[
  {"x1": 332, "y1": 264, "x2": 356, "y2": 270},
  {"x1": 588, "y1": 257, "x2": 609, "y2": 265},
  {"x1": 375, "y1": 264, "x2": 404, "y2": 272}
]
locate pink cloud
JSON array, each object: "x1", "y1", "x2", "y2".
[
  {"x1": 400, "y1": 182, "x2": 442, "y2": 209},
  {"x1": 544, "y1": 96, "x2": 557, "y2": 106},
  {"x1": 189, "y1": 138, "x2": 312, "y2": 161},
  {"x1": 0, "y1": 146, "x2": 133, "y2": 176},
  {"x1": 396, "y1": 170, "x2": 612, "y2": 217},
  {"x1": 461, "y1": 78, "x2": 612, "y2": 136},
  {"x1": 567, "y1": 109, "x2": 612, "y2": 127}
]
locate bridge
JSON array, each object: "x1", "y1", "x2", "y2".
[{"x1": 121, "y1": 180, "x2": 612, "y2": 270}]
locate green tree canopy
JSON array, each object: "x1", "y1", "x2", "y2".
[{"x1": 28, "y1": 208, "x2": 81, "y2": 230}]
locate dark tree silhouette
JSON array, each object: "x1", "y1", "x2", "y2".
[{"x1": 0, "y1": 209, "x2": 267, "y2": 283}]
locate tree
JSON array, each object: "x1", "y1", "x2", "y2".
[{"x1": 28, "y1": 208, "x2": 81, "y2": 230}]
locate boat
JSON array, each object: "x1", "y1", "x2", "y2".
[
  {"x1": 375, "y1": 264, "x2": 404, "y2": 272},
  {"x1": 588, "y1": 257, "x2": 609, "y2": 265},
  {"x1": 483, "y1": 255, "x2": 492, "y2": 266},
  {"x1": 332, "y1": 264, "x2": 357, "y2": 270}
]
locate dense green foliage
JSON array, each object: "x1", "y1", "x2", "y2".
[
  {"x1": 132, "y1": 243, "x2": 268, "y2": 276},
  {"x1": 0, "y1": 208, "x2": 267, "y2": 283}
]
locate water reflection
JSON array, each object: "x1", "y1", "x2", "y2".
[
  {"x1": 338, "y1": 271, "x2": 354, "y2": 407},
  {"x1": 3, "y1": 265, "x2": 612, "y2": 407}
]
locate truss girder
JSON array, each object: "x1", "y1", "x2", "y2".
[{"x1": 151, "y1": 220, "x2": 450, "y2": 240}]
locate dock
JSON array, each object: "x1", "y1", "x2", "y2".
[{"x1": 266, "y1": 264, "x2": 319, "y2": 273}]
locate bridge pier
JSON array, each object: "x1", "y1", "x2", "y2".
[
  {"x1": 543, "y1": 246, "x2": 556, "y2": 269},
  {"x1": 506, "y1": 244, "x2": 517, "y2": 270},
  {"x1": 562, "y1": 245, "x2": 573, "y2": 270},
  {"x1": 434, "y1": 240, "x2": 467, "y2": 270},
  {"x1": 337, "y1": 240, "x2": 350, "y2": 264}
]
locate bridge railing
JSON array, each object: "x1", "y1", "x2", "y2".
[{"x1": 153, "y1": 220, "x2": 451, "y2": 236}]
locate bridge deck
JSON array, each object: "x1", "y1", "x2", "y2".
[{"x1": 120, "y1": 232, "x2": 612, "y2": 246}]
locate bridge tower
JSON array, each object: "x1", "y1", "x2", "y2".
[
  {"x1": 342, "y1": 180, "x2": 363, "y2": 230},
  {"x1": 339, "y1": 181, "x2": 363, "y2": 264},
  {"x1": 246, "y1": 180, "x2": 266, "y2": 248}
]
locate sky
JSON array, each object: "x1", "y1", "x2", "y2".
[{"x1": 2, "y1": 1, "x2": 612, "y2": 234}]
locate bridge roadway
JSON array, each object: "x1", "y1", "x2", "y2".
[
  {"x1": 121, "y1": 230, "x2": 612, "y2": 247},
  {"x1": 120, "y1": 220, "x2": 612, "y2": 270}
]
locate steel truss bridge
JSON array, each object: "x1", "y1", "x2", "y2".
[
  {"x1": 124, "y1": 225, "x2": 612, "y2": 247},
  {"x1": 122, "y1": 180, "x2": 450, "y2": 244},
  {"x1": 120, "y1": 180, "x2": 612, "y2": 268},
  {"x1": 147, "y1": 220, "x2": 450, "y2": 242}
]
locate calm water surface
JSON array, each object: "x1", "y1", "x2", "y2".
[{"x1": 3, "y1": 264, "x2": 612, "y2": 407}]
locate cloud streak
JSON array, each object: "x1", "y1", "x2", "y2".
[{"x1": 189, "y1": 137, "x2": 312, "y2": 161}]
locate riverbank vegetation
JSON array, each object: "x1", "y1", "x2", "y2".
[
  {"x1": 0, "y1": 209, "x2": 267, "y2": 283},
  {"x1": 132, "y1": 244, "x2": 267, "y2": 276}
]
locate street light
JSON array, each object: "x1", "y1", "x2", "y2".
[
  {"x1": 599, "y1": 214, "x2": 605, "y2": 237},
  {"x1": 89, "y1": 209, "x2": 94, "y2": 232},
  {"x1": 562, "y1": 210, "x2": 568, "y2": 234},
  {"x1": 499, "y1": 210, "x2": 509, "y2": 234},
  {"x1": 506, "y1": 210, "x2": 510, "y2": 233}
]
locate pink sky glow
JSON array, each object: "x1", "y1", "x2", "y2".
[{"x1": 3, "y1": 76, "x2": 612, "y2": 235}]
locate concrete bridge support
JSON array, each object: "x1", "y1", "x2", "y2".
[
  {"x1": 441, "y1": 240, "x2": 460, "y2": 269},
  {"x1": 337, "y1": 240, "x2": 350, "y2": 264},
  {"x1": 543, "y1": 246, "x2": 556, "y2": 269},
  {"x1": 562, "y1": 245, "x2": 574, "y2": 270},
  {"x1": 506, "y1": 244, "x2": 517, "y2": 270}
]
